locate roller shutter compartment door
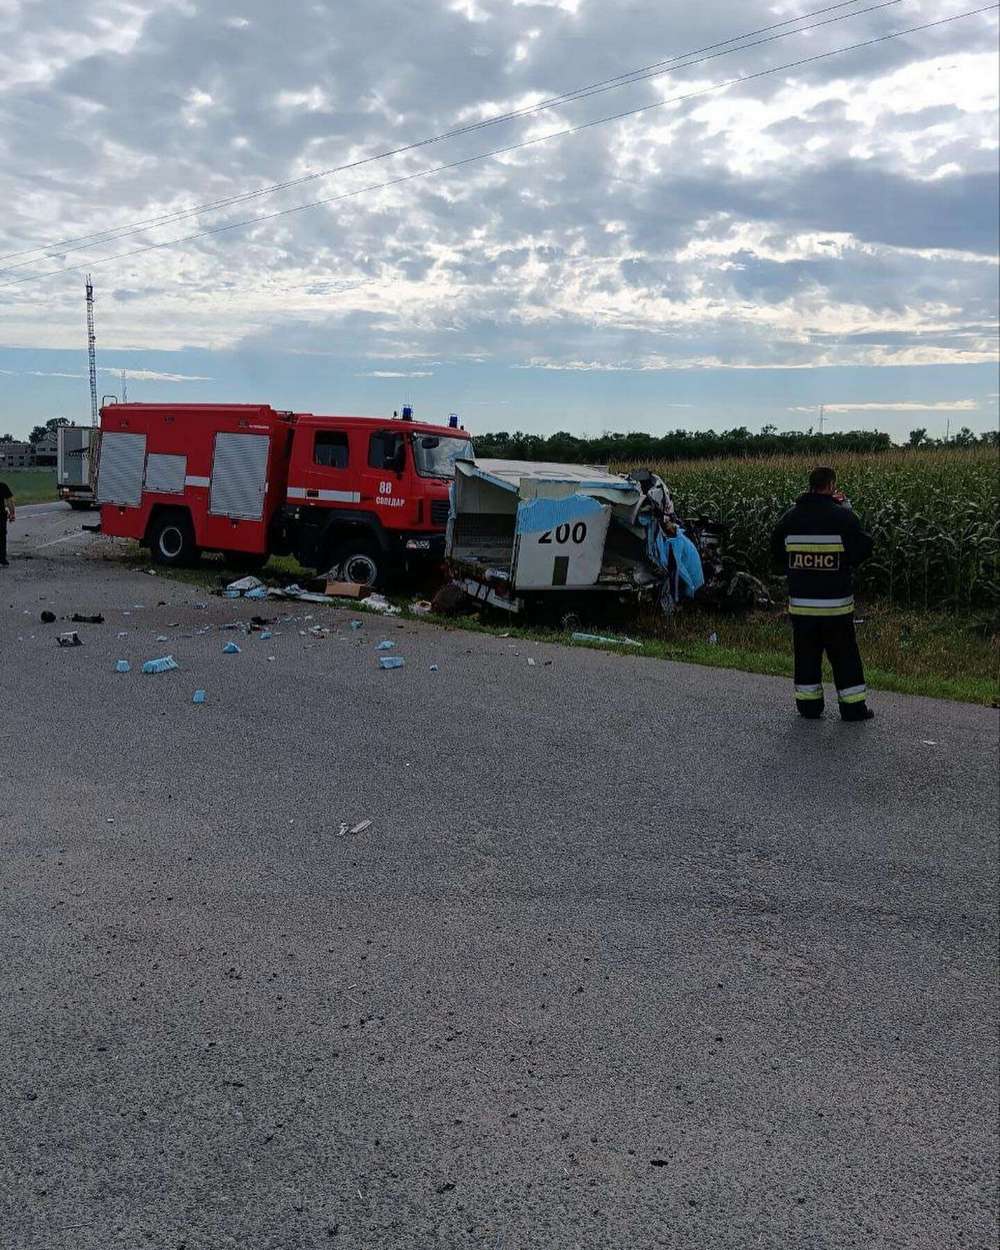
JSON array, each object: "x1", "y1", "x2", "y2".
[
  {"x1": 144, "y1": 453, "x2": 187, "y2": 494},
  {"x1": 209, "y1": 433, "x2": 270, "y2": 520},
  {"x1": 96, "y1": 432, "x2": 147, "y2": 507}
]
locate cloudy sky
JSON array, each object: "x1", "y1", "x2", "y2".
[{"x1": 0, "y1": 0, "x2": 997, "y2": 440}]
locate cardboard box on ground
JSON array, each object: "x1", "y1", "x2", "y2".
[{"x1": 324, "y1": 580, "x2": 371, "y2": 599}]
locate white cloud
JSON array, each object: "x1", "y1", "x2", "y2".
[
  {"x1": 788, "y1": 400, "x2": 979, "y2": 413},
  {"x1": 361, "y1": 369, "x2": 434, "y2": 378},
  {"x1": 0, "y1": 367, "x2": 82, "y2": 378},
  {"x1": 101, "y1": 367, "x2": 212, "y2": 382},
  {"x1": 0, "y1": 0, "x2": 994, "y2": 380},
  {"x1": 0, "y1": 365, "x2": 211, "y2": 382}
]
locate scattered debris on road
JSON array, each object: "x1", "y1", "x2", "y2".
[
  {"x1": 226, "y1": 575, "x2": 265, "y2": 594},
  {"x1": 192, "y1": 690, "x2": 207, "y2": 704},
  {"x1": 71, "y1": 613, "x2": 105, "y2": 624},
  {"x1": 375, "y1": 640, "x2": 395, "y2": 651},
  {"x1": 365, "y1": 593, "x2": 400, "y2": 616},
  {"x1": 40, "y1": 610, "x2": 56, "y2": 623},
  {"x1": 336, "y1": 819, "x2": 373, "y2": 836},
  {"x1": 570, "y1": 632, "x2": 642, "y2": 647},
  {"x1": 267, "y1": 583, "x2": 334, "y2": 604},
  {"x1": 379, "y1": 656, "x2": 405, "y2": 670},
  {"x1": 222, "y1": 641, "x2": 241, "y2": 654},
  {"x1": 142, "y1": 655, "x2": 178, "y2": 674},
  {"x1": 115, "y1": 660, "x2": 131, "y2": 673},
  {"x1": 57, "y1": 631, "x2": 82, "y2": 647}
]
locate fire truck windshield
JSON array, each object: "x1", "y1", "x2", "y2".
[{"x1": 412, "y1": 434, "x2": 474, "y2": 479}]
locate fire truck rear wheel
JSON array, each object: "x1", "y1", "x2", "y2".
[
  {"x1": 150, "y1": 512, "x2": 199, "y2": 566},
  {"x1": 332, "y1": 542, "x2": 382, "y2": 589}
]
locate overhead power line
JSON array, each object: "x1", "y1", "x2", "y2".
[
  {"x1": 2, "y1": 4, "x2": 995, "y2": 292},
  {"x1": 0, "y1": 0, "x2": 884, "y2": 268}
]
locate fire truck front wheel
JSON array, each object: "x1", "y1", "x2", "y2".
[
  {"x1": 149, "y1": 511, "x2": 200, "y2": 566},
  {"x1": 331, "y1": 540, "x2": 384, "y2": 590}
]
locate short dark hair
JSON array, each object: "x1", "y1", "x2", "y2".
[{"x1": 809, "y1": 465, "x2": 837, "y2": 492}]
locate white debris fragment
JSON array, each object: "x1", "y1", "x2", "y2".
[
  {"x1": 226, "y1": 575, "x2": 265, "y2": 593},
  {"x1": 364, "y1": 593, "x2": 401, "y2": 616}
]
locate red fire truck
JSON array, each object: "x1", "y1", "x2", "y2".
[{"x1": 96, "y1": 403, "x2": 473, "y2": 586}]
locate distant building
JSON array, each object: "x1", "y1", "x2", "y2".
[
  {"x1": 0, "y1": 440, "x2": 34, "y2": 469},
  {"x1": 33, "y1": 430, "x2": 59, "y2": 465}
]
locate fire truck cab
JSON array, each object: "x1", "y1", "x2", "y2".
[{"x1": 96, "y1": 403, "x2": 473, "y2": 586}]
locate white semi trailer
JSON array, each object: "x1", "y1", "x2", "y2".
[{"x1": 57, "y1": 425, "x2": 100, "y2": 510}]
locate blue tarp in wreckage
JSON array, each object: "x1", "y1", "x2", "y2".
[{"x1": 641, "y1": 515, "x2": 705, "y2": 598}]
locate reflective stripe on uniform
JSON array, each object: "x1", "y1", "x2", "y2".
[
  {"x1": 794, "y1": 684, "x2": 824, "y2": 701},
  {"x1": 837, "y1": 684, "x2": 867, "y2": 704},
  {"x1": 788, "y1": 595, "x2": 854, "y2": 617},
  {"x1": 786, "y1": 541, "x2": 845, "y2": 553},
  {"x1": 786, "y1": 534, "x2": 843, "y2": 544}
]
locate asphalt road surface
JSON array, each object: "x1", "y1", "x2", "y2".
[{"x1": 1, "y1": 504, "x2": 997, "y2": 1250}]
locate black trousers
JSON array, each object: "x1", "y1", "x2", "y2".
[
  {"x1": 0, "y1": 511, "x2": 6, "y2": 562},
  {"x1": 791, "y1": 615, "x2": 868, "y2": 719}
]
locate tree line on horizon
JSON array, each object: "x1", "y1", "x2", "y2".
[
  {"x1": 0, "y1": 416, "x2": 70, "y2": 445},
  {"x1": 3, "y1": 419, "x2": 996, "y2": 461},
  {"x1": 471, "y1": 424, "x2": 999, "y2": 463}
]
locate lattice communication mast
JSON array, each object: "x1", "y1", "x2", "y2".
[{"x1": 85, "y1": 274, "x2": 98, "y2": 426}]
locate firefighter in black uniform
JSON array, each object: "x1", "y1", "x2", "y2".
[
  {"x1": 0, "y1": 478, "x2": 14, "y2": 566},
  {"x1": 770, "y1": 466, "x2": 874, "y2": 722}
]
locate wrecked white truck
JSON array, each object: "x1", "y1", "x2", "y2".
[{"x1": 444, "y1": 458, "x2": 751, "y2": 621}]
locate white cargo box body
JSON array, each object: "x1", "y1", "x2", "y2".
[
  {"x1": 57, "y1": 426, "x2": 96, "y2": 489},
  {"x1": 512, "y1": 494, "x2": 611, "y2": 589},
  {"x1": 448, "y1": 458, "x2": 644, "y2": 603}
]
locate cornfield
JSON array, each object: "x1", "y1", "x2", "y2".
[{"x1": 615, "y1": 449, "x2": 1000, "y2": 611}]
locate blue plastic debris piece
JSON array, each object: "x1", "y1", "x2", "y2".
[
  {"x1": 375, "y1": 640, "x2": 395, "y2": 651},
  {"x1": 115, "y1": 660, "x2": 131, "y2": 673},
  {"x1": 258, "y1": 630, "x2": 272, "y2": 640},
  {"x1": 222, "y1": 641, "x2": 241, "y2": 654},
  {"x1": 350, "y1": 620, "x2": 363, "y2": 630},
  {"x1": 244, "y1": 587, "x2": 267, "y2": 600},
  {"x1": 141, "y1": 655, "x2": 178, "y2": 674},
  {"x1": 222, "y1": 589, "x2": 241, "y2": 599},
  {"x1": 192, "y1": 689, "x2": 207, "y2": 704},
  {"x1": 379, "y1": 656, "x2": 405, "y2": 670}
]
